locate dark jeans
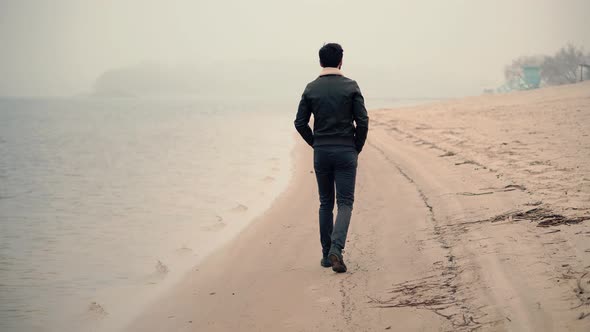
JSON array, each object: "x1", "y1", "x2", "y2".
[{"x1": 313, "y1": 145, "x2": 358, "y2": 259}]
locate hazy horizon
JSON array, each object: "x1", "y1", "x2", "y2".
[{"x1": 1, "y1": 0, "x2": 589, "y2": 98}]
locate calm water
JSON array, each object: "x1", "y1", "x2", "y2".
[{"x1": 0, "y1": 97, "x2": 295, "y2": 331}]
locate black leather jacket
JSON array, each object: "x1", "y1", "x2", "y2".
[{"x1": 294, "y1": 72, "x2": 369, "y2": 152}]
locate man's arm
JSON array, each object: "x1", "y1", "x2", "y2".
[
  {"x1": 352, "y1": 82, "x2": 369, "y2": 153},
  {"x1": 294, "y1": 91, "x2": 314, "y2": 147}
]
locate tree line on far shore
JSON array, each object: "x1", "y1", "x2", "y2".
[{"x1": 505, "y1": 44, "x2": 590, "y2": 86}]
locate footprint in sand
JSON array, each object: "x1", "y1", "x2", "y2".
[
  {"x1": 155, "y1": 260, "x2": 169, "y2": 274},
  {"x1": 230, "y1": 203, "x2": 248, "y2": 213},
  {"x1": 200, "y1": 221, "x2": 226, "y2": 231},
  {"x1": 305, "y1": 284, "x2": 321, "y2": 295},
  {"x1": 88, "y1": 302, "x2": 108, "y2": 317},
  {"x1": 262, "y1": 176, "x2": 275, "y2": 183},
  {"x1": 142, "y1": 261, "x2": 171, "y2": 285},
  {"x1": 199, "y1": 214, "x2": 227, "y2": 231},
  {"x1": 175, "y1": 245, "x2": 193, "y2": 254}
]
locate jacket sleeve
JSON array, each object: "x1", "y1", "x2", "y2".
[
  {"x1": 294, "y1": 90, "x2": 314, "y2": 147},
  {"x1": 352, "y1": 81, "x2": 369, "y2": 153}
]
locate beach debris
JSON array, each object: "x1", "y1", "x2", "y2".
[
  {"x1": 574, "y1": 273, "x2": 590, "y2": 306},
  {"x1": 502, "y1": 184, "x2": 526, "y2": 191},
  {"x1": 368, "y1": 270, "x2": 482, "y2": 330},
  {"x1": 156, "y1": 260, "x2": 169, "y2": 274},
  {"x1": 579, "y1": 312, "x2": 589, "y2": 320},
  {"x1": 529, "y1": 160, "x2": 552, "y2": 166},
  {"x1": 209, "y1": 292, "x2": 216, "y2": 295},
  {"x1": 455, "y1": 160, "x2": 478, "y2": 166},
  {"x1": 475, "y1": 184, "x2": 527, "y2": 194},
  {"x1": 480, "y1": 207, "x2": 589, "y2": 227},
  {"x1": 439, "y1": 151, "x2": 455, "y2": 157},
  {"x1": 456, "y1": 191, "x2": 494, "y2": 196}
]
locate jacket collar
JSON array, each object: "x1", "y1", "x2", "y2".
[{"x1": 319, "y1": 67, "x2": 343, "y2": 77}]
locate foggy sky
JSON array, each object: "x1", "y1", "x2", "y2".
[{"x1": 1, "y1": 0, "x2": 589, "y2": 98}]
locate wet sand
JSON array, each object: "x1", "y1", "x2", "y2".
[{"x1": 125, "y1": 82, "x2": 590, "y2": 331}]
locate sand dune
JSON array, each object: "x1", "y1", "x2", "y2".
[{"x1": 125, "y1": 82, "x2": 590, "y2": 331}]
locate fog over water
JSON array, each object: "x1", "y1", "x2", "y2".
[{"x1": 1, "y1": 0, "x2": 589, "y2": 98}]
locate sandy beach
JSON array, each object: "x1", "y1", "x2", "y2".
[{"x1": 126, "y1": 82, "x2": 590, "y2": 331}]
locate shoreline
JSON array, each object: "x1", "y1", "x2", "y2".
[
  {"x1": 85, "y1": 136, "x2": 298, "y2": 332},
  {"x1": 0, "y1": 99, "x2": 299, "y2": 332},
  {"x1": 125, "y1": 82, "x2": 589, "y2": 331},
  {"x1": 124, "y1": 138, "x2": 327, "y2": 331}
]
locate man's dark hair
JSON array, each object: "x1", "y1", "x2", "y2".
[{"x1": 319, "y1": 43, "x2": 343, "y2": 68}]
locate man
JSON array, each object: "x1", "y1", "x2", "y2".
[{"x1": 294, "y1": 43, "x2": 369, "y2": 273}]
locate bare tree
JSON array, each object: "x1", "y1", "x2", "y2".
[
  {"x1": 504, "y1": 44, "x2": 590, "y2": 89},
  {"x1": 583, "y1": 53, "x2": 590, "y2": 81},
  {"x1": 541, "y1": 44, "x2": 586, "y2": 85}
]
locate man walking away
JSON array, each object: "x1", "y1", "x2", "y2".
[{"x1": 294, "y1": 43, "x2": 369, "y2": 273}]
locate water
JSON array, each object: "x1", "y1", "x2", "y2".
[{"x1": 0, "y1": 97, "x2": 295, "y2": 331}]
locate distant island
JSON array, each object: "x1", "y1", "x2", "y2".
[
  {"x1": 91, "y1": 62, "x2": 315, "y2": 98},
  {"x1": 91, "y1": 61, "x2": 490, "y2": 99}
]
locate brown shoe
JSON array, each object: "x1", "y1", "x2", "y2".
[
  {"x1": 320, "y1": 256, "x2": 332, "y2": 268},
  {"x1": 328, "y1": 253, "x2": 347, "y2": 273}
]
